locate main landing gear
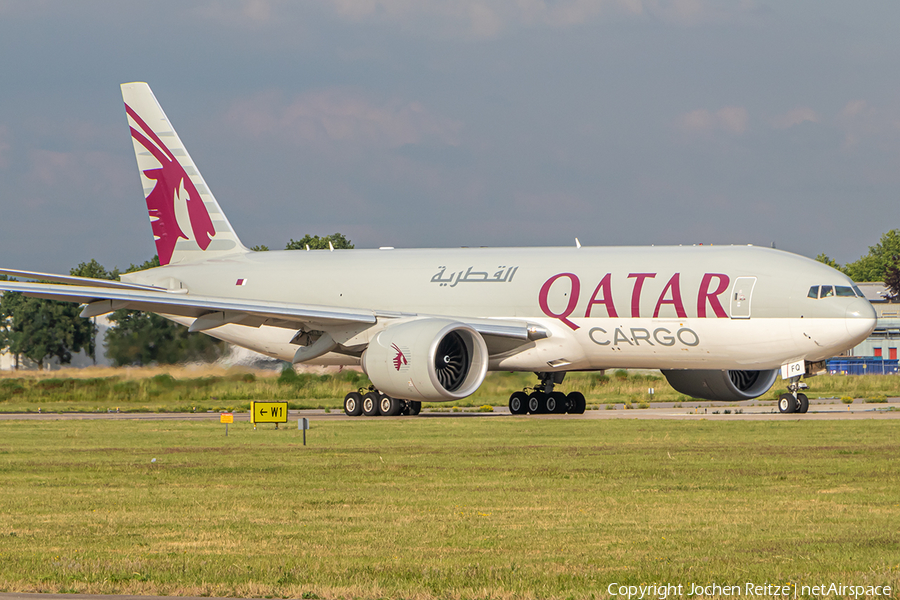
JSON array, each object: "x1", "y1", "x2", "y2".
[
  {"x1": 777, "y1": 377, "x2": 810, "y2": 414},
  {"x1": 343, "y1": 387, "x2": 421, "y2": 417},
  {"x1": 508, "y1": 372, "x2": 586, "y2": 415}
]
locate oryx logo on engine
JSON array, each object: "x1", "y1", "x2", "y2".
[{"x1": 391, "y1": 343, "x2": 409, "y2": 371}]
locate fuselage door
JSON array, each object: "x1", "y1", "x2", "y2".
[{"x1": 730, "y1": 277, "x2": 757, "y2": 319}]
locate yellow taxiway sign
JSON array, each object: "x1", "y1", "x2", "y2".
[{"x1": 250, "y1": 401, "x2": 288, "y2": 424}]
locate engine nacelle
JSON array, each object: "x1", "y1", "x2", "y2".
[
  {"x1": 361, "y1": 319, "x2": 489, "y2": 402},
  {"x1": 661, "y1": 369, "x2": 778, "y2": 402}
]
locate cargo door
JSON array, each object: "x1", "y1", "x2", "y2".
[{"x1": 730, "y1": 277, "x2": 756, "y2": 319}]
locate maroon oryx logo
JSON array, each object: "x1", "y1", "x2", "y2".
[
  {"x1": 391, "y1": 343, "x2": 408, "y2": 371},
  {"x1": 126, "y1": 103, "x2": 215, "y2": 265}
]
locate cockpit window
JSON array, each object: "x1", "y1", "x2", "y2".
[
  {"x1": 810, "y1": 284, "x2": 866, "y2": 299},
  {"x1": 835, "y1": 286, "x2": 855, "y2": 297}
]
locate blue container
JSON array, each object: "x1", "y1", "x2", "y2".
[{"x1": 827, "y1": 358, "x2": 899, "y2": 375}]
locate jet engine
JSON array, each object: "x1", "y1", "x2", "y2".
[
  {"x1": 361, "y1": 319, "x2": 489, "y2": 402},
  {"x1": 661, "y1": 369, "x2": 778, "y2": 402}
]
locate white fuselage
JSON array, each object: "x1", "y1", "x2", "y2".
[{"x1": 124, "y1": 244, "x2": 877, "y2": 372}]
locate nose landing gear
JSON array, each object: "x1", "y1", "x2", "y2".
[
  {"x1": 778, "y1": 377, "x2": 810, "y2": 414},
  {"x1": 508, "y1": 372, "x2": 587, "y2": 415}
]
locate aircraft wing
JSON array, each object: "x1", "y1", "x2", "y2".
[
  {"x1": 0, "y1": 279, "x2": 539, "y2": 343},
  {"x1": 0, "y1": 268, "x2": 165, "y2": 291},
  {"x1": 0, "y1": 279, "x2": 377, "y2": 329}
]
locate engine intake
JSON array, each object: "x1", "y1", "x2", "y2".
[
  {"x1": 362, "y1": 319, "x2": 489, "y2": 402},
  {"x1": 661, "y1": 369, "x2": 778, "y2": 402}
]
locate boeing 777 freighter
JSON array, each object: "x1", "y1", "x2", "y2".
[{"x1": 0, "y1": 83, "x2": 877, "y2": 416}]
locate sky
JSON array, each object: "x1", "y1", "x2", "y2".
[{"x1": 0, "y1": 0, "x2": 898, "y2": 274}]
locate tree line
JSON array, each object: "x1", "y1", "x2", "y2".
[
  {"x1": 816, "y1": 229, "x2": 900, "y2": 298},
  {"x1": 0, "y1": 234, "x2": 352, "y2": 370}
]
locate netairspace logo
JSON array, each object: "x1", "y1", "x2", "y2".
[{"x1": 605, "y1": 582, "x2": 893, "y2": 599}]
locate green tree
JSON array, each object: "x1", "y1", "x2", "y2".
[
  {"x1": 883, "y1": 259, "x2": 900, "y2": 301},
  {"x1": 250, "y1": 245, "x2": 270, "y2": 252},
  {"x1": 0, "y1": 278, "x2": 94, "y2": 369},
  {"x1": 0, "y1": 275, "x2": 11, "y2": 366},
  {"x1": 843, "y1": 230, "x2": 900, "y2": 282},
  {"x1": 71, "y1": 259, "x2": 119, "y2": 281},
  {"x1": 70, "y1": 259, "x2": 120, "y2": 361},
  {"x1": 815, "y1": 253, "x2": 842, "y2": 271},
  {"x1": 104, "y1": 256, "x2": 226, "y2": 366},
  {"x1": 127, "y1": 255, "x2": 160, "y2": 271},
  {"x1": 285, "y1": 233, "x2": 354, "y2": 250},
  {"x1": 104, "y1": 310, "x2": 226, "y2": 366}
]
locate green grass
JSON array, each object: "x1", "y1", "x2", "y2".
[
  {"x1": 0, "y1": 368, "x2": 368, "y2": 413},
  {"x1": 0, "y1": 418, "x2": 897, "y2": 599},
  {"x1": 2, "y1": 368, "x2": 899, "y2": 414}
]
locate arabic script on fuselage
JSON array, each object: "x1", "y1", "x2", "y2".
[{"x1": 431, "y1": 266, "x2": 519, "y2": 287}]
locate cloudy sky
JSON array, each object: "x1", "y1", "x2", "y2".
[{"x1": 0, "y1": 1, "x2": 898, "y2": 274}]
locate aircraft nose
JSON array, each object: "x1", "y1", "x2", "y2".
[{"x1": 846, "y1": 298, "x2": 877, "y2": 342}]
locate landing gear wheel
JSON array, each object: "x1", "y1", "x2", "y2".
[
  {"x1": 567, "y1": 391, "x2": 586, "y2": 414},
  {"x1": 797, "y1": 393, "x2": 809, "y2": 414},
  {"x1": 407, "y1": 401, "x2": 422, "y2": 416},
  {"x1": 778, "y1": 393, "x2": 797, "y2": 414},
  {"x1": 549, "y1": 392, "x2": 567, "y2": 414},
  {"x1": 362, "y1": 392, "x2": 380, "y2": 416},
  {"x1": 509, "y1": 391, "x2": 528, "y2": 415},
  {"x1": 528, "y1": 392, "x2": 546, "y2": 414},
  {"x1": 519, "y1": 372, "x2": 589, "y2": 416},
  {"x1": 379, "y1": 395, "x2": 403, "y2": 416},
  {"x1": 344, "y1": 392, "x2": 363, "y2": 417},
  {"x1": 545, "y1": 393, "x2": 558, "y2": 413}
]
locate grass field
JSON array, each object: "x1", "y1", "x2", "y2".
[
  {"x1": 0, "y1": 417, "x2": 897, "y2": 599},
  {"x1": 0, "y1": 366, "x2": 898, "y2": 414}
]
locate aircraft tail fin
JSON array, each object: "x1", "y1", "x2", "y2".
[{"x1": 121, "y1": 82, "x2": 247, "y2": 266}]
